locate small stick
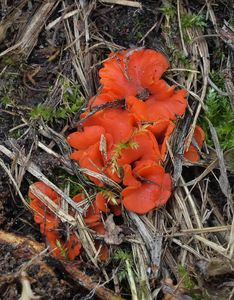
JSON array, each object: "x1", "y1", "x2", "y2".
[
  {"x1": 46, "y1": 9, "x2": 80, "y2": 30},
  {"x1": 62, "y1": 260, "x2": 125, "y2": 300},
  {"x1": 101, "y1": 0, "x2": 142, "y2": 8},
  {"x1": 177, "y1": 0, "x2": 188, "y2": 57}
]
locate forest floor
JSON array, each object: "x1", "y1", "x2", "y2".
[{"x1": 0, "y1": 0, "x2": 234, "y2": 299}]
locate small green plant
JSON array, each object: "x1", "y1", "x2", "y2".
[
  {"x1": 111, "y1": 140, "x2": 138, "y2": 174},
  {"x1": 160, "y1": 3, "x2": 176, "y2": 20},
  {"x1": 200, "y1": 71, "x2": 234, "y2": 150},
  {"x1": 29, "y1": 99, "x2": 83, "y2": 121},
  {"x1": 29, "y1": 79, "x2": 83, "y2": 122},
  {"x1": 111, "y1": 124, "x2": 152, "y2": 174},
  {"x1": 181, "y1": 13, "x2": 206, "y2": 29},
  {"x1": 230, "y1": 18, "x2": 234, "y2": 28},
  {"x1": 170, "y1": 47, "x2": 192, "y2": 69},
  {"x1": 160, "y1": 2, "x2": 176, "y2": 29},
  {"x1": 177, "y1": 265, "x2": 195, "y2": 290},
  {"x1": 55, "y1": 170, "x2": 84, "y2": 197},
  {"x1": 56, "y1": 239, "x2": 67, "y2": 258},
  {"x1": 2, "y1": 55, "x2": 16, "y2": 66},
  {"x1": 1, "y1": 95, "x2": 15, "y2": 107},
  {"x1": 62, "y1": 78, "x2": 82, "y2": 105},
  {"x1": 114, "y1": 248, "x2": 133, "y2": 261},
  {"x1": 177, "y1": 265, "x2": 202, "y2": 299},
  {"x1": 99, "y1": 189, "x2": 119, "y2": 205},
  {"x1": 114, "y1": 249, "x2": 134, "y2": 282},
  {"x1": 9, "y1": 128, "x2": 24, "y2": 139},
  {"x1": 30, "y1": 104, "x2": 55, "y2": 121}
]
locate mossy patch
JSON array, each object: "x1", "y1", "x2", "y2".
[{"x1": 200, "y1": 71, "x2": 234, "y2": 150}]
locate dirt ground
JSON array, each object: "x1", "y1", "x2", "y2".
[{"x1": 0, "y1": 0, "x2": 234, "y2": 299}]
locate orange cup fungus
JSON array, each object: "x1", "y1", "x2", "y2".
[
  {"x1": 67, "y1": 48, "x2": 205, "y2": 214},
  {"x1": 29, "y1": 49, "x2": 205, "y2": 260},
  {"x1": 28, "y1": 181, "x2": 111, "y2": 260}
]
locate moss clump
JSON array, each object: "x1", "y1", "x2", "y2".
[
  {"x1": 201, "y1": 71, "x2": 234, "y2": 150},
  {"x1": 177, "y1": 265, "x2": 195, "y2": 290},
  {"x1": 113, "y1": 249, "x2": 134, "y2": 282},
  {"x1": 177, "y1": 265, "x2": 201, "y2": 299},
  {"x1": 181, "y1": 13, "x2": 206, "y2": 29},
  {"x1": 29, "y1": 80, "x2": 83, "y2": 122}
]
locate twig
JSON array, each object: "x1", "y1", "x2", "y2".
[
  {"x1": 185, "y1": 28, "x2": 210, "y2": 150},
  {"x1": 62, "y1": 260, "x2": 125, "y2": 300},
  {"x1": 194, "y1": 235, "x2": 228, "y2": 257},
  {"x1": 177, "y1": 0, "x2": 188, "y2": 57},
  {"x1": 46, "y1": 9, "x2": 80, "y2": 30},
  {"x1": 224, "y1": 51, "x2": 234, "y2": 110},
  {"x1": 166, "y1": 225, "x2": 232, "y2": 237},
  {"x1": 207, "y1": 119, "x2": 233, "y2": 214},
  {"x1": 100, "y1": 0, "x2": 142, "y2": 8},
  {"x1": 29, "y1": 185, "x2": 77, "y2": 225}
]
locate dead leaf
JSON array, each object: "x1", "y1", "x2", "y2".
[{"x1": 104, "y1": 215, "x2": 124, "y2": 245}]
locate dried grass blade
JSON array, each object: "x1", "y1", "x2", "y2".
[
  {"x1": 101, "y1": 0, "x2": 142, "y2": 8},
  {"x1": 194, "y1": 235, "x2": 228, "y2": 257},
  {"x1": 207, "y1": 119, "x2": 233, "y2": 213},
  {"x1": 29, "y1": 185, "x2": 76, "y2": 225}
]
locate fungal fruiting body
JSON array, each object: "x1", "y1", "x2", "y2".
[
  {"x1": 28, "y1": 182, "x2": 110, "y2": 260},
  {"x1": 68, "y1": 48, "x2": 205, "y2": 214},
  {"x1": 29, "y1": 49, "x2": 205, "y2": 259}
]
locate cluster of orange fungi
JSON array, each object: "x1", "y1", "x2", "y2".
[
  {"x1": 29, "y1": 49, "x2": 205, "y2": 260},
  {"x1": 28, "y1": 182, "x2": 115, "y2": 260}
]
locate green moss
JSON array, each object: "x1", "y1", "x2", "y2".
[
  {"x1": 29, "y1": 80, "x2": 83, "y2": 122},
  {"x1": 111, "y1": 140, "x2": 138, "y2": 175},
  {"x1": 160, "y1": 2, "x2": 176, "y2": 31},
  {"x1": 229, "y1": 18, "x2": 234, "y2": 28},
  {"x1": 177, "y1": 265, "x2": 201, "y2": 299},
  {"x1": 181, "y1": 13, "x2": 206, "y2": 29},
  {"x1": 9, "y1": 128, "x2": 24, "y2": 139},
  {"x1": 200, "y1": 71, "x2": 234, "y2": 150},
  {"x1": 114, "y1": 249, "x2": 134, "y2": 282},
  {"x1": 177, "y1": 265, "x2": 195, "y2": 290},
  {"x1": 169, "y1": 47, "x2": 192, "y2": 70},
  {"x1": 98, "y1": 189, "x2": 119, "y2": 205},
  {"x1": 160, "y1": 3, "x2": 176, "y2": 20},
  {"x1": 29, "y1": 104, "x2": 55, "y2": 121},
  {"x1": 1, "y1": 95, "x2": 15, "y2": 107}
]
